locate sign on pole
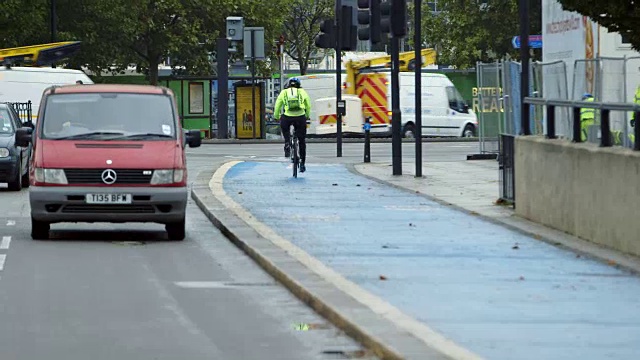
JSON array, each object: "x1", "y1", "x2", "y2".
[
  {"x1": 512, "y1": 35, "x2": 542, "y2": 49},
  {"x1": 243, "y1": 27, "x2": 265, "y2": 60}
]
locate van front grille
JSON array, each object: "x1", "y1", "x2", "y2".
[{"x1": 64, "y1": 169, "x2": 153, "y2": 185}]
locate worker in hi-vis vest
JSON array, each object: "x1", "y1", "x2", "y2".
[
  {"x1": 580, "y1": 93, "x2": 595, "y2": 142},
  {"x1": 630, "y1": 85, "x2": 639, "y2": 146}
]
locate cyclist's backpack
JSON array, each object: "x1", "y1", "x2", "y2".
[{"x1": 285, "y1": 88, "x2": 304, "y2": 111}]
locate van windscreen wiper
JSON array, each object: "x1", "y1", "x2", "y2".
[
  {"x1": 54, "y1": 131, "x2": 127, "y2": 140},
  {"x1": 113, "y1": 133, "x2": 174, "y2": 140}
]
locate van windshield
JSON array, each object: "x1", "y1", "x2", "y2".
[{"x1": 41, "y1": 93, "x2": 177, "y2": 140}]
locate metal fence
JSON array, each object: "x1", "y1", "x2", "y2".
[{"x1": 5, "y1": 101, "x2": 32, "y2": 123}]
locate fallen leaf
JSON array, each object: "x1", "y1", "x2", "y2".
[
  {"x1": 576, "y1": 254, "x2": 581, "y2": 258},
  {"x1": 519, "y1": 276, "x2": 525, "y2": 281},
  {"x1": 607, "y1": 260, "x2": 617, "y2": 266},
  {"x1": 379, "y1": 275, "x2": 387, "y2": 281},
  {"x1": 356, "y1": 184, "x2": 361, "y2": 187},
  {"x1": 332, "y1": 183, "x2": 338, "y2": 186},
  {"x1": 512, "y1": 244, "x2": 520, "y2": 250},
  {"x1": 238, "y1": 191, "x2": 243, "y2": 195}
]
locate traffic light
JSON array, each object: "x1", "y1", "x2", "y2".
[
  {"x1": 390, "y1": 0, "x2": 407, "y2": 37},
  {"x1": 315, "y1": 19, "x2": 335, "y2": 49},
  {"x1": 340, "y1": 5, "x2": 358, "y2": 51},
  {"x1": 379, "y1": 0, "x2": 391, "y2": 37},
  {"x1": 357, "y1": 0, "x2": 381, "y2": 44}
]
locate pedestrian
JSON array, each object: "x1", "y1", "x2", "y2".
[{"x1": 273, "y1": 77, "x2": 311, "y2": 173}]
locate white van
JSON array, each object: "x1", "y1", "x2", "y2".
[
  {"x1": 0, "y1": 66, "x2": 94, "y2": 122},
  {"x1": 398, "y1": 72, "x2": 478, "y2": 138},
  {"x1": 296, "y1": 74, "x2": 347, "y2": 136}
]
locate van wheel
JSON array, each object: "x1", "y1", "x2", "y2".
[
  {"x1": 462, "y1": 124, "x2": 476, "y2": 137},
  {"x1": 166, "y1": 219, "x2": 186, "y2": 241},
  {"x1": 403, "y1": 123, "x2": 416, "y2": 138},
  {"x1": 7, "y1": 163, "x2": 22, "y2": 191},
  {"x1": 31, "y1": 218, "x2": 50, "y2": 240}
]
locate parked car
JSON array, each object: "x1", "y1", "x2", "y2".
[
  {"x1": 0, "y1": 103, "x2": 33, "y2": 191},
  {"x1": 15, "y1": 84, "x2": 202, "y2": 240}
]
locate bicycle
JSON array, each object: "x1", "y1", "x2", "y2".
[{"x1": 289, "y1": 124, "x2": 300, "y2": 178}]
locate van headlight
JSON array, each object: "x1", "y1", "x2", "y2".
[
  {"x1": 34, "y1": 168, "x2": 68, "y2": 184},
  {"x1": 151, "y1": 169, "x2": 184, "y2": 184},
  {"x1": 0, "y1": 148, "x2": 9, "y2": 158}
]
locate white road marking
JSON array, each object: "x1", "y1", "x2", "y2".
[
  {"x1": 0, "y1": 254, "x2": 6, "y2": 271},
  {"x1": 6, "y1": 220, "x2": 15, "y2": 226},
  {"x1": 0, "y1": 236, "x2": 11, "y2": 250},
  {"x1": 211, "y1": 161, "x2": 483, "y2": 360}
]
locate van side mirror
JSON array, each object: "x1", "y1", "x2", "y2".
[
  {"x1": 15, "y1": 127, "x2": 33, "y2": 147},
  {"x1": 185, "y1": 129, "x2": 202, "y2": 148},
  {"x1": 462, "y1": 104, "x2": 470, "y2": 113}
]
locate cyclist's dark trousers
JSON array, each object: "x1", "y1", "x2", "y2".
[{"x1": 280, "y1": 114, "x2": 307, "y2": 163}]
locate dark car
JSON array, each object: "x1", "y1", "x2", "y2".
[{"x1": 0, "y1": 103, "x2": 32, "y2": 191}]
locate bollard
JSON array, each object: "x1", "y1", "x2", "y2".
[
  {"x1": 601, "y1": 109, "x2": 612, "y2": 147},
  {"x1": 364, "y1": 117, "x2": 371, "y2": 163},
  {"x1": 572, "y1": 107, "x2": 582, "y2": 142},
  {"x1": 546, "y1": 105, "x2": 556, "y2": 139}
]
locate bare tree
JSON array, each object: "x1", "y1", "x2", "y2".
[{"x1": 283, "y1": 0, "x2": 333, "y2": 75}]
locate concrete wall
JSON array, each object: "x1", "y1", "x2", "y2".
[{"x1": 515, "y1": 136, "x2": 640, "y2": 257}]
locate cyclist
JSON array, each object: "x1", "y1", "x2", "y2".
[{"x1": 274, "y1": 77, "x2": 311, "y2": 172}]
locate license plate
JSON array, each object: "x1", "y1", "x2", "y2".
[{"x1": 85, "y1": 193, "x2": 132, "y2": 204}]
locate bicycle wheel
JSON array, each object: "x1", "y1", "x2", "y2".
[{"x1": 292, "y1": 136, "x2": 299, "y2": 178}]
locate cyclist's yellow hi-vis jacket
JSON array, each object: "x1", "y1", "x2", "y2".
[
  {"x1": 274, "y1": 87, "x2": 311, "y2": 120},
  {"x1": 580, "y1": 96, "x2": 595, "y2": 142}
]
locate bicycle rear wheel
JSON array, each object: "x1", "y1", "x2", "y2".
[{"x1": 292, "y1": 136, "x2": 299, "y2": 178}]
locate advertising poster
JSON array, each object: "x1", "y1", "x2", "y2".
[{"x1": 235, "y1": 83, "x2": 263, "y2": 139}]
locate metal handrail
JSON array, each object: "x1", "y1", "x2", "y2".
[{"x1": 523, "y1": 97, "x2": 640, "y2": 150}]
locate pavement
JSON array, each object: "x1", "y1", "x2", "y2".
[
  {"x1": 192, "y1": 154, "x2": 640, "y2": 360},
  {"x1": 0, "y1": 153, "x2": 378, "y2": 360}
]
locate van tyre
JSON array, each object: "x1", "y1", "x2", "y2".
[
  {"x1": 403, "y1": 123, "x2": 416, "y2": 139},
  {"x1": 31, "y1": 218, "x2": 50, "y2": 240},
  {"x1": 166, "y1": 219, "x2": 186, "y2": 241},
  {"x1": 7, "y1": 163, "x2": 22, "y2": 191},
  {"x1": 463, "y1": 124, "x2": 476, "y2": 137}
]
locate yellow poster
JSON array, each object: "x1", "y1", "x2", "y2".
[{"x1": 235, "y1": 85, "x2": 262, "y2": 139}]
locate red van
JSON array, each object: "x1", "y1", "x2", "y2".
[{"x1": 14, "y1": 84, "x2": 201, "y2": 240}]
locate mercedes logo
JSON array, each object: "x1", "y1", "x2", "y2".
[{"x1": 101, "y1": 169, "x2": 117, "y2": 185}]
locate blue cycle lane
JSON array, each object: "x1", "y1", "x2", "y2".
[{"x1": 223, "y1": 161, "x2": 640, "y2": 360}]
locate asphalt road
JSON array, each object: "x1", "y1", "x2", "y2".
[{"x1": 0, "y1": 142, "x2": 474, "y2": 359}]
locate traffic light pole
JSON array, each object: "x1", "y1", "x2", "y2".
[
  {"x1": 391, "y1": 36, "x2": 402, "y2": 176},
  {"x1": 519, "y1": 0, "x2": 530, "y2": 135},
  {"x1": 414, "y1": 0, "x2": 422, "y2": 178},
  {"x1": 335, "y1": 4, "x2": 343, "y2": 158}
]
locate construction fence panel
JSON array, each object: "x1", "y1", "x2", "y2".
[
  {"x1": 501, "y1": 60, "x2": 518, "y2": 135},
  {"x1": 624, "y1": 56, "x2": 640, "y2": 148},
  {"x1": 532, "y1": 60, "x2": 571, "y2": 138},
  {"x1": 476, "y1": 62, "x2": 503, "y2": 154},
  {"x1": 599, "y1": 57, "x2": 627, "y2": 147}
]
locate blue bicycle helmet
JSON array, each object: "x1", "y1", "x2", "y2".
[
  {"x1": 582, "y1": 93, "x2": 593, "y2": 100},
  {"x1": 288, "y1": 77, "x2": 301, "y2": 88}
]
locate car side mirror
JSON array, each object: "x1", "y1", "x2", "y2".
[
  {"x1": 15, "y1": 127, "x2": 33, "y2": 147},
  {"x1": 185, "y1": 129, "x2": 202, "y2": 148}
]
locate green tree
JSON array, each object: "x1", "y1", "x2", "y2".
[
  {"x1": 557, "y1": 0, "x2": 639, "y2": 51},
  {"x1": 413, "y1": 0, "x2": 541, "y2": 69},
  {"x1": 0, "y1": 0, "x2": 49, "y2": 48},
  {"x1": 282, "y1": 0, "x2": 333, "y2": 75}
]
